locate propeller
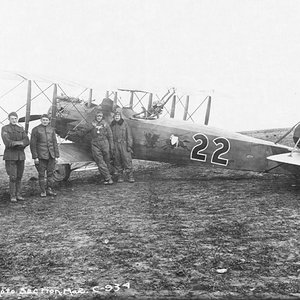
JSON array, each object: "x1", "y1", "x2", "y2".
[
  {"x1": 19, "y1": 115, "x2": 42, "y2": 122},
  {"x1": 19, "y1": 115, "x2": 78, "y2": 124}
]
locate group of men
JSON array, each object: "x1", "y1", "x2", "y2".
[
  {"x1": 88, "y1": 109, "x2": 134, "y2": 185},
  {"x1": 1, "y1": 108, "x2": 134, "y2": 202}
]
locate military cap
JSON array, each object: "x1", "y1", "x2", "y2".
[
  {"x1": 8, "y1": 112, "x2": 18, "y2": 118},
  {"x1": 41, "y1": 114, "x2": 50, "y2": 119}
]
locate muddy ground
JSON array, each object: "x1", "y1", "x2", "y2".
[
  {"x1": 1, "y1": 131, "x2": 300, "y2": 299},
  {"x1": 1, "y1": 162, "x2": 300, "y2": 300}
]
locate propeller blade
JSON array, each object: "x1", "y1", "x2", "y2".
[
  {"x1": 19, "y1": 115, "x2": 42, "y2": 122},
  {"x1": 19, "y1": 115, "x2": 78, "y2": 124}
]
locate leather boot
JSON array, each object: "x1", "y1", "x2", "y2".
[
  {"x1": 46, "y1": 187, "x2": 57, "y2": 196},
  {"x1": 9, "y1": 181, "x2": 17, "y2": 202},
  {"x1": 117, "y1": 171, "x2": 124, "y2": 183},
  {"x1": 104, "y1": 178, "x2": 113, "y2": 185},
  {"x1": 16, "y1": 180, "x2": 25, "y2": 201},
  {"x1": 46, "y1": 177, "x2": 57, "y2": 196},
  {"x1": 39, "y1": 179, "x2": 47, "y2": 197},
  {"x1": 127, "y1": 170, "x2": 135, "y2": 183}
]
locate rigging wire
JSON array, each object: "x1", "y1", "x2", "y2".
[
  {"x1": 33, "y1": 81, "x2": 54, "y2": 104},
  {"x1": 186, "y1": 96, "x2": 209, "y2": 121},
  {"x1": 133, "y1": 92, "x2": 148, "y2": 109},
  {"x1": 0, "y1": 79, "x2": 27, "y2": 115},
  {"x1": 0, "y1": 83, "x2": 54, "y2": 124},
  {"x1": 57, "y1": 84, "x2": 90, "y2": 124},
  {"x1": 76, "y1": 87, "x2": 88, "y2": 99},
  {"x1": 275, "y1": 121, "x2": 300, "y2": 144},
  {"x1": 56, "y1": 84, "x2": 94, "y2": 144}
]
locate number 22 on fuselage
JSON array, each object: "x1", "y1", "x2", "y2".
[{"x1": 190, "y1": 133, "x2": 230, "y2": 167}]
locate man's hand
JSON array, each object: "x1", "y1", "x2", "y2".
[
  {"x1": 34, "y1": 158, "x2": 39, "y2": 165},
  {"x1": 127, "y1": 146, "x2": 133, "y2": 153}
]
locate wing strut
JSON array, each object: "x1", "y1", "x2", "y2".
[
  {"x1": 87, "y1": 88, "x2": 93, "y2": 108},
  {"x1": 51, "y1": 84, "x2": 57, "y2": 127},
  {"x1": 25, "y1": 80, "x2": 31, "y2": 134},
  {"x1": 113, "y1": 91, "x2": 118, "y2": 106},
  {"x1": 170, "y1": 94, "x2": 176, "y2": 118},
  {"x1": 147, "y1": 93, "x2": 153, "y2": 116},
  {"x1": 204, "y1": 96, "x2": 212, "y2": 125},
  {"x1": 183, "y1": 95, "x2": 189, "y2": 121}
]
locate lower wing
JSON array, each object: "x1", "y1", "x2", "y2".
[{"x1": 57, "y1": 143, "x2": 93, "y2": 164}]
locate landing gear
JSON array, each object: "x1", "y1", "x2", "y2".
[{"x1": 53, "y1": 164, "x2": 72, "y2": 182}]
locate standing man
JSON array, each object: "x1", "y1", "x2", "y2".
[
  {"x1": 110, "y1": 110, "x2": 135, "y2": 183},
  {"x1": 88, "y1": 111, "x2": 114, "y2": 185},
  {"x1": 30, "y1": 114, "x2": 59, "y2": 197},
  {"x1": 1, "y1": 112, "x2": 30, "y2": 202}
]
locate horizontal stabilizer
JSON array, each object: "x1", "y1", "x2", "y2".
[{"x1": 267, "y1": 152, "x2": 300, "y2": 166}]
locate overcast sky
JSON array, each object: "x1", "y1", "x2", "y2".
[{"x1": 0, "y1": 0, "x2": 300, "y2": 131}]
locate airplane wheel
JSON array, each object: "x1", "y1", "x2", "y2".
[{"x1": 54, "y1": 164, "x2": 71, "y2": 182}]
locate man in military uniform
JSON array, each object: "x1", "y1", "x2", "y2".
[
  {"x1": 88, "y1": 111, "x2": 114, "y2": 185},
  {"x1": 110, "y1": 110, "x2": 135, "y2": 183},
  {"x1": 1, "y1": 112, "x2": 30, "y2": 202},
  {"x1": 30, "y1": 114, "x2": 60, "y2": 197}
]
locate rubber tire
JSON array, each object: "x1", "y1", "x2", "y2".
[{"x1": 53, "y1": 164, "x2": 71, "y2": 182}]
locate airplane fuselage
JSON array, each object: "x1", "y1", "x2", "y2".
[{"x1": 53, "y1": 100, "x2": 297, "y2": 175}]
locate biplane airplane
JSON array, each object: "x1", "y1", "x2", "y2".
[{"x1": 1, "y1": 72, "x2": 300, "y2": 182}]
